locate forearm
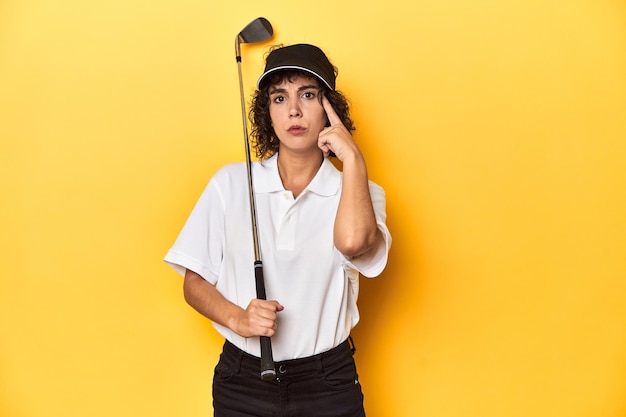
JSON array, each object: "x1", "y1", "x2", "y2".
[
  {"x1": 183, "y1": 269, "x2": 244, "y2": 332},
  {"x1": 183, "y1": 269, "x2": 283, "y2": 338},
  {"x1": 334, "y1": 153, "x2": 382, "y2": 258}
]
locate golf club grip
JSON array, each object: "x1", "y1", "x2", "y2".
[
  {"x1": 260, "y1": 336, "x2": 276, "y2": 381},
  {"x1": 254, "y1": 261, "x2": 276, "y2": 380}
]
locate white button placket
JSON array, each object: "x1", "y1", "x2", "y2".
[{"x1": 276, "y1": 191, "x2": 297, "y2": 251}]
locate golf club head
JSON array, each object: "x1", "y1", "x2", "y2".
[{"x1": 236, "y1": 17, "x2": 273, "y2": 60}]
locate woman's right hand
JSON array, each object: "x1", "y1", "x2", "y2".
[{"x1": 234, "y1": 299, "x2": 284, "y2": 338}]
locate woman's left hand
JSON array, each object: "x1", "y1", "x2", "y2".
[{"x1": 318, "y1": 96, "x2": 361, "y2": 162}]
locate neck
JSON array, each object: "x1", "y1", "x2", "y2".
[{"x1": 276, "y1": 150, "x2": 324, "y2": 198}]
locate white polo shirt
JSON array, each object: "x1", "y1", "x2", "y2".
[{"x1": 165, "y1": 154, "x2": 391, "y2": 361}]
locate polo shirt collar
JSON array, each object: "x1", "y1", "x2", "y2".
[{"x1": 253, "y1": 153, "x2": 341, "y2": 197}]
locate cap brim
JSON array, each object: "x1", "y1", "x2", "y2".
[{"x1": 257, "y1": 66, "x2": 333, "y2": 90}]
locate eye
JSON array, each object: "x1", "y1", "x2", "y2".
[
  {"x1": 272, "y1": 95, "x2": 285, "y2": 104},
  {"x1": 302, "y1": 91, "x2": 316, "y2": 100}
]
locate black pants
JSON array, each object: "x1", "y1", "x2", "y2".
[{"x1": 213, "y1": 339, "x2": 365, "y2": 417}]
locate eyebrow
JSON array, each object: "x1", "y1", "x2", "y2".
[{"x1": 269, "y1": 84, "x2": 319, "y2": 95}]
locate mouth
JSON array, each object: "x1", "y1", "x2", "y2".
[{"x1": 287, "y1": 125, "x2": 306, "y2": 135}]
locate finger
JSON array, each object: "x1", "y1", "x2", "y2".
[
  {"x1": 322, "y1": 96, "x2": 343, "y2": 127},
  {"x1": 260, "y1": 300, "x2": 284, "y2": 313},
  {"x1": 253, "y1": 319, "x2": 276, "y2": 337},
  {"x1": 256, "y1": 300, "x2": 284, "y2": 319}
]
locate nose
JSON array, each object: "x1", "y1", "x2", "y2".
[{"x1": 288, "y1": 100, "x2": 301, "y2": 118}]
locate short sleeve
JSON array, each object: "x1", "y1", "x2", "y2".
[{"x1": 164, "y1": 177, "x2": 226, "y2": 285}]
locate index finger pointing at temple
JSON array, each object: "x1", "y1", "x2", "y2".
[{"x1": 322, "y1": 96, "x2": 342, "y2": 126}]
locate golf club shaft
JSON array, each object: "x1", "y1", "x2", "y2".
[{"x1": 236, "y1": 49, "x2": 276, "y2": 382}]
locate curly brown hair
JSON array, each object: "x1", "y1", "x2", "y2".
[{"x1": 249, "y1": 70, "x2": 355, "y2": 160}]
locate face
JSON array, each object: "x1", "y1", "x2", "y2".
[{"x1": 268, "y1": 74, "x2": 327, "y2": 155}]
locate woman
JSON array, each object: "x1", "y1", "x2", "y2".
[{"x1": 165, "y1": 43, "x2": 391, "y2": 417}]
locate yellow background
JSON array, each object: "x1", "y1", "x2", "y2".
[{"x1": 2, "y1": 1, "x2": 625, "y2": 416}]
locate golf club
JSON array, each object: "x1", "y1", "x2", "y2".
[{"x1": 235, "y1": 17, "x2": 276, "y2": 381}]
